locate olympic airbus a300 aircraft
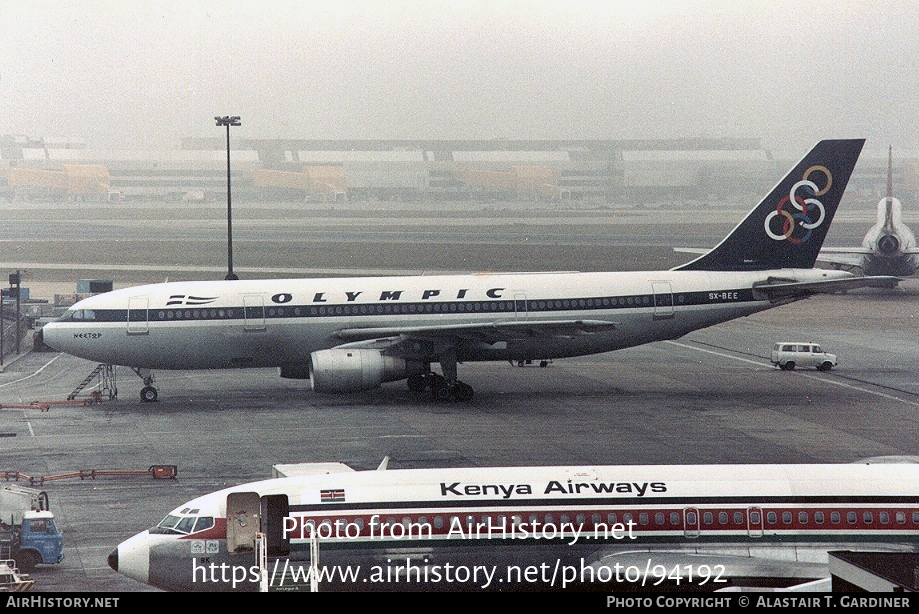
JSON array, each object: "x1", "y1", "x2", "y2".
[{"x1": 42, "y1": 139, "x2": 897, "y2": 402}]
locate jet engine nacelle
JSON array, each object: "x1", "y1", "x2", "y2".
[
  {"x1": 308, "y1": 349, "x2": 420, "y2": 393},
  {"x1": 877, "y1": 234, "x2": 901, "y2": 255}
]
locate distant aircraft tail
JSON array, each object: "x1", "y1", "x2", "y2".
[
  {"x1": 883, "y1": 145, "x2": 895, "y2": 232},
  {"x1": 675, "y1": 139, "x2": 865, "y2": 271}
]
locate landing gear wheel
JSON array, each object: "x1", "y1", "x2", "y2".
[
  {"x1": 140, "y1": 386, "x2": 158, "y2": 403},
  {"x1": 407, "y1": 374, "x2": 428, "y2": 392},
  {"x1": 428, "y1": 374, "x2": 447, "y2": 399},
  {"x1": 435, "y1": 385, "x2": 453, "y2": 401},
  {"x1": 452, "y1": 382, "x2": 474, "y2": 402}
]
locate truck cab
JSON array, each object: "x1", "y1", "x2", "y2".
[
  {"x1": 771, "y1": 342, "x2": 837, "y2": 371},
  {"x1": 19, "y1": 511, "x2": 63, "y2": 566},
  {"x1": 1, "y1": 511, "x2": 63, "y2": 572}
]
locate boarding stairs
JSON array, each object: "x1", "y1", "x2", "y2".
[
  {"x1": 257, "y1": 532, "x2": 320, "y2": 592},
  {"x1": 68, "y1": 364, "x2": 116, "y2": 401}
]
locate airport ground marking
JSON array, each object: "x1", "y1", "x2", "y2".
[
  {"x1": 0, "y1": 355, "x2": 61, "y2": 389},
  {"x1": 665, "y1": 340, "x2": 919, "y2": 409},
  {"x1": 664, "y1": 341, "x2": 770, "y2": 368}
]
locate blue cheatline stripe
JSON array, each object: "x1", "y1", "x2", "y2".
[{"x1": 72, "y1": 288, "x2": 759, "y2": 323}]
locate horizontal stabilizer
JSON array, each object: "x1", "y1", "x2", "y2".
[
  {"x1": 820, "y1": 247, "x2": 873, "y2": 254},
  {"x1": 815, "y1": 251, "x2": 869, "y2": 268},
  {"x1": 752, "y1": 275, "x2": 899, "y2": 300},
  {"x1": 271, "y1": 462, "x2": 356, "y2": 478}
]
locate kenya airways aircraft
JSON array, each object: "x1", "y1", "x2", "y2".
[
  {"x1": 42, "y1": 139, "x2": 897, "y2": 402},
  {"x1": 107, "y1": 461, "x2": 919, "y2": 591}
]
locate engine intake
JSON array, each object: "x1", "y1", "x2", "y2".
[
  {"x1": 878, "y1": 234, "x2": 900, "y2": 255},
  {"x1": 309, "y1": 349, "x2": 420, "y2": 393}
]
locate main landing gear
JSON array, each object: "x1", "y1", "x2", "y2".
[
  {"x1": 406, "y1": 373, "x2": 474, "y2": 402},
  {"x1": 406, "y1": 351, "x2": 474, "y2": 402},
  {"x1": 131, "y1": 368, "x2": 158, "y2": 403}
]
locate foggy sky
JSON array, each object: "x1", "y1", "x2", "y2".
[{"x1": 2, "y1": 0, "x2": 918, "y2": 153}]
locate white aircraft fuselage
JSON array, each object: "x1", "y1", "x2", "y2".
[
  {"x1": 108, "y1": 462, "x2": 919, "y2": 591},
  {"x1": 42, "y1": 268, "x2": 845, "y2": 371}
]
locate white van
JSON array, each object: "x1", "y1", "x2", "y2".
[{"x1": 771, "y1": 342, "x2": 837, "y2": 371}]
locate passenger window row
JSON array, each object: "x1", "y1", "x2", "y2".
[
  {"x1": 299, "y1": 508, "x2": 919, "y2": 535},
  {"x1": 71, "y1": 294, "x2": 686, "y2": 324}
]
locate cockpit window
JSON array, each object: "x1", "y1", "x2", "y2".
[
  {"x1": 150, "y1": 508, "x2": 214, "y2": 535},
  {"x1": 63, "y1": 309, "x2": 95, "y2": 321},
  {"x1": 193, "y1": 517, "x2": 214, "y2": 533},
  {"x1": 175, "y1": 517, "x2": 196, "y2": 533},
  {"x1": 150, "y1": 512, "x2": 215, "y2": 535},
  {"x1": 149, "y1": 514, "x2": 183, "y2": 535}
]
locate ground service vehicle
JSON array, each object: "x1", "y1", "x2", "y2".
[
  {"x1": 0, "y1": 485, "x2": 64, "y2": 571},
  {"x1": 771, "y1": 342, "x2": 837, "y2": 371}
]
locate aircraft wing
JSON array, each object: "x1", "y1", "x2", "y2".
[
  {"x1": 331, "y1": 319, "x2": 620, "y2": 358},
  {"x1": 753, "y1": 275, "x2": 899, "y2": 300},
  {"x1": 334, "y1": 319, "x2": 619, "y2": 343}
]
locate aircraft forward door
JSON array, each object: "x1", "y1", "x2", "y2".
[
  {"x1": 514, "y1": 292, "x2": 528, "y2": 321},
  {"x1": 651, "y1": 281, "x2": 674, "y2": 320},
  {"x1": 227, "y1": 492, "x2": 261, "y2": 554},
  {"x1": 261, "y1": 494, "x2": 290, "y2": 556},
  {"x1": 127, "y1": 297, "x2": 149, "y2": 335},
  {"x1": 244, "y1": 295, "x2": 266, "y2": 332}
]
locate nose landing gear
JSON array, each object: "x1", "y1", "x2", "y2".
[{"x1": 131, "y1": 368, "x2": 158, "y2": 403}]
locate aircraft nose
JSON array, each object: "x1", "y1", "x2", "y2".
[
  {"x1": 111, "y1": 531, "x2": 151, "y2": 584},
  {"x1": 40, "y1": 322, "x2": 65, "y2": 352}
]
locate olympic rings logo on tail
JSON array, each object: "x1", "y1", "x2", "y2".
[{"x1": 764, "y1": 165, "x2": 832, "y2": 244}]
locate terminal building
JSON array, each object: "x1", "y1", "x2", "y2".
[{"x1": 0, "y1": 135, "x2": 915, "y2": 204}]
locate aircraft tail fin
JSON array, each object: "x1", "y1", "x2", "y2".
[
  {"x1": 887, "y1": 145, "x2": 893, "y2": 201},
  {"x1": 674, "y1": 139, "x2": 865, "y2": 271},
  {"x1": 884, "y1": 145, "x2": 895, "y2": 231}
]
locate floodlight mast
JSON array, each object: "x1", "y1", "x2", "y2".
[{"x1": 215, "y1": 115, "x2": 241, "y2": 280}]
